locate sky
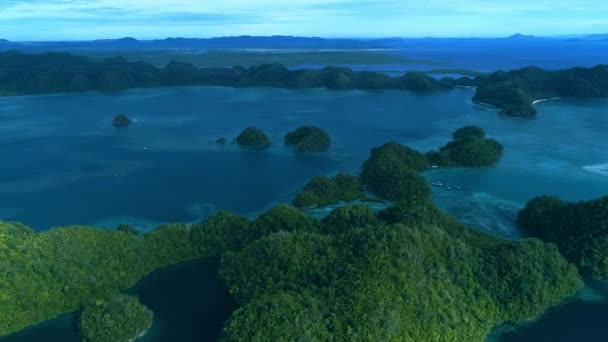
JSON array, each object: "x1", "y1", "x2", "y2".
[{"x1": 0, "y1": 0, "x2": 607, "y2": 40}]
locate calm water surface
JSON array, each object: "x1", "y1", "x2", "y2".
[{"x1": 1, "y1": 86, "x2": 607, "y2": 341}]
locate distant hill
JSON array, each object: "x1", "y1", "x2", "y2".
[
  {"x1": 0, "y1": 36, "x2": 385, "y2": 51},
  {"x1": 505, "y1": 33, "x2": 537, "y2": 39}
]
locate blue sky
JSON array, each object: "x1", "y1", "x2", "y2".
[{"x1": 0, "y1": 0, "x2": 607, "y2": 40}]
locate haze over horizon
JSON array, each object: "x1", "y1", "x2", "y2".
[{"x1": 0, "y1": 0, "x2": 607, "y2": 41}]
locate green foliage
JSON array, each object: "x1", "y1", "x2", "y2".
[
  {"x1": 221, "y1": 232, "x2": 337, "y2": 304},
  {"x1": 427, "y1": 126, "x2": 503, "y2": 167},
  {"x1": 284, "y1": 126, "x2": 331, "y2": 153},
  {"x1": 112, "y1": 114, "x2": 131, "y2": 128},
  {"x1": 293, "y1": 173, "x2": 364, "y2": 208},
  {"x1": 220, "y1": 215, "x2": 582, "y2": 341},
  {"x1": 220, "y1": 291, "x2": 331, "y2": 342},
  {"x1": 0, "y1": 51, "x2": 454, "y2": 97},
  {"x1": 0, "y1": 221, "x2": 201, "y2": 337},
  {"x1": 361, "y1": 141, "x2": 431, "y2": 201},
  {"x1": 236, "y1": 127, "x2": 270, "y2": 148},
  {"x1": 518, "y1": 195, "x2": 608, "y2": 279},
  {"x1": 453, "y1": 125, "x2": 486, "y2": 140},
  {"x1": 321, "y1": 204, "x2": 380, "y2": 235},
  {"x1": 379, "y1": 199, "x2": 449, "y2": 226},
  {"x1": 250, "y1": 205, "x2": 320, "y2": 237},
  {"x1": 79, "y1": 294, "x2": 152, "y2": 342},
  {"x1": 474, "y1": 65, "x2": 608, "y2": 117},
  {"x1": 190, "y1": 211, "x2": 252, "y2": 257}
]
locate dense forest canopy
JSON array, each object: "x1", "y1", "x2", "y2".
[
  {"x1": 79, "y1": 294, "x2": 153, "y2": 342},
  {"x1": 284, "y1": 126, "x2": 331, "y2": 153},
  {"x1": 518, "y1": 195, "x2": 608, "y2": 279},
  {"x1": 0, "y1": 51, "x2": 452, "y2": 95},
  {"x1": 293, "y1": 173, "x2": 365, "y2": 208},
  {"x1": 1, "y1": 52, "x2": 606, "y2": 119},
  {"x1": 473, "y1": 65, "x2": 608, "y2": 117}
]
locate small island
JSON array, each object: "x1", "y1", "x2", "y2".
[
  {"x1": 236, "y1": 127, "x2": 271, "y2": 148},
  {"x1": 284, "y1": 126, "x2": 331, "y2": 153},
  {"x1": 79, "y1": 294, "x2": 153, "y2": 342},
  {"x1": 361, "y1": 141, "x2": 430, "y2": 201},
  {"x1": 293, "y1": 173, "x2": 364, "y2": 208},
  {"x1": 112, "y1": 114, "x2": 131, "y2": 128},
  {"x1": 518, "y1": 195, "x2": 608, "y2": 279},
  {"x1": 426, "y1": 126, "x2": 503, "y2": 167}
]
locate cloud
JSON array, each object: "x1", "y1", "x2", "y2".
[{"x1": 0, "y1": 0, "x2": 607, "y2": 40}]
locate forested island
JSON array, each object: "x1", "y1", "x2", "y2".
[
  {"x1": 112, "y1": 114, "x2": 131, "y2": 127},
  {"x1": 0, "y1": 51, "x2": 451, "y2": 95},
  {"x1": 236, "y1": 127, "x2": 270, "y2": 148},
  {"x1": 473, "y1": 65, "x2": 608, "y2": 117},
  {"x1": 1, "y1": 52, "x2": 606, "y2": 120},
  {"x1": 426, "y1": 126, "x2": 504, "y2": 167},
  {"x1": 79, "y1": 294, "x2": 153, "y2": 342},
  {"x1": 285, "y1": 126, "x2": 331, "y2": 153},
  {"x1": 518, "y1": 195, "x2": 608, "y2": 279}
]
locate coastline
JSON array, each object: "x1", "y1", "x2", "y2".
[{"x1": 532, "y1": 97, "x2": 562, "y2": 105}]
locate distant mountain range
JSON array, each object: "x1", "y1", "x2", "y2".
[
  {"x1": 0, "y1": 34, "x2": 606, "y2": 52},
  {"x1": 0, "y1": 36, "x2": 385, "y2": 51}
]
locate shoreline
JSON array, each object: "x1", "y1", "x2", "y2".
[{"x1": 532, "y1": 97, "x2": 562, "y2": 105}]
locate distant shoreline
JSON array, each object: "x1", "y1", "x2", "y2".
[{"x1": 532, "y1": 97, "x2": 562, "y2": 105}]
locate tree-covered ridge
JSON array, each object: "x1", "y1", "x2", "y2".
[
  {"x1": 220, "y1": 204, "x2": 582, "y2": 341},
  {"x1": 236, "y1": 127, "x2": 270, "y2": 148},
  {"x1": 0, "y1": 51, "x2": 452, "y2": 95},
  {"x1": 427, "y1": 126, "x2": 503, "y2": 167},
  {"x1": 361, "y1": 141, "x2": 431, "y2": 202},
  {"x1": 518, "y1": 195, "x2": 608, "y2": 279},
  {"x1": 79, "y1": 294, "x2": 152, "y2": 342},
  {"x1": 0, "y1": 222, "x2": 200, "y2": 336},
  {"x1": 473, "y1": 65, "x2": 608, "y2": 117},
  {"x1": 284, "y1": 126, "x2": 331, "y2": 153},
  {"x1": 293, "y1": 173, "x2": 364, "y2": 208}
]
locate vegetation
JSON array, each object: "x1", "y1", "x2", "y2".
[
  {"x1": 361, "y1": 141, "x2": 430, "y2": 201},
  {"x1": 79, "y1": 294, "x2": 152, "y2": 342},
  {"x1": 293, "y1": 173, "x2": 364, "y2": 208},
  {"x1": 82, "y1": 50, "x2": 416, "y2": 68},
  {"x1": 284, "y1": 126, "x2": 331, "y2": 153},
  {"x1": 0, "y1": 51, "x2": 453, "y2": 96},
  {"x1": 112, "y1": 114, "x2": 131, "y2": 128},
  {"x1": 0, "y1": 221, "x2": 199, "y2": 336},
  {"x1": 220, "y1": 203, "x2": 582, "y2": 341},
  {"x1": 473, "y1": 65, "x2": 608, "y2": 117},
  {"x1": 236, "y1": 127, "x2": 270, "y2": 148},
  {"x1": 426, "y1": 126, "x2": 503, "y2": 167},
  {"x1": 518, "y1": 195, "x2": 608, "y2": 279}
]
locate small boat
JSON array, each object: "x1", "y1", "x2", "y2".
[
  {"x1": 447, "y1": 186, "x2": 453, "y2": 190},
  {"x1": 454, "y1": 186, "x2": 462, "y2": 190},
  {"x1": 432, "y1": 181, "x2": 443, "y2": 187}
]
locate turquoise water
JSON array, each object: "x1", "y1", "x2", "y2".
[{"x1": 1, "y1": 86, "x2": 607, "y2": 340}]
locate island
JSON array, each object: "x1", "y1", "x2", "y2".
[
  {"x1": 0, "y1": 51, "x2": 451, "y2": 96},
  {"x1": 426, "y1": 126, "x2": 504, "y2": 167},
  {"x1": 112, "y1": 114, "x2": 131, "y2": 128},
  {"x1": 518, "y1": 195, "x2": 608, "y2": 279},
  {"x1": 284, "y1": 126, "x2": 331, "y2": 153},
  {"x1": 473, "y1": 65, "x2": 608, "y2": 117},
  {"x1": 293, "y1": 173, "x2": 364, "y2": 208},
  {"x1": 79, "y1": 294, "x2": 153, "y2": 342},
  {"x1": 361, "y1": 141, "x2": 430, "y2": 201},
  {"x1": 236, "y1": 127, "x2": 271, "y2": 148}
]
